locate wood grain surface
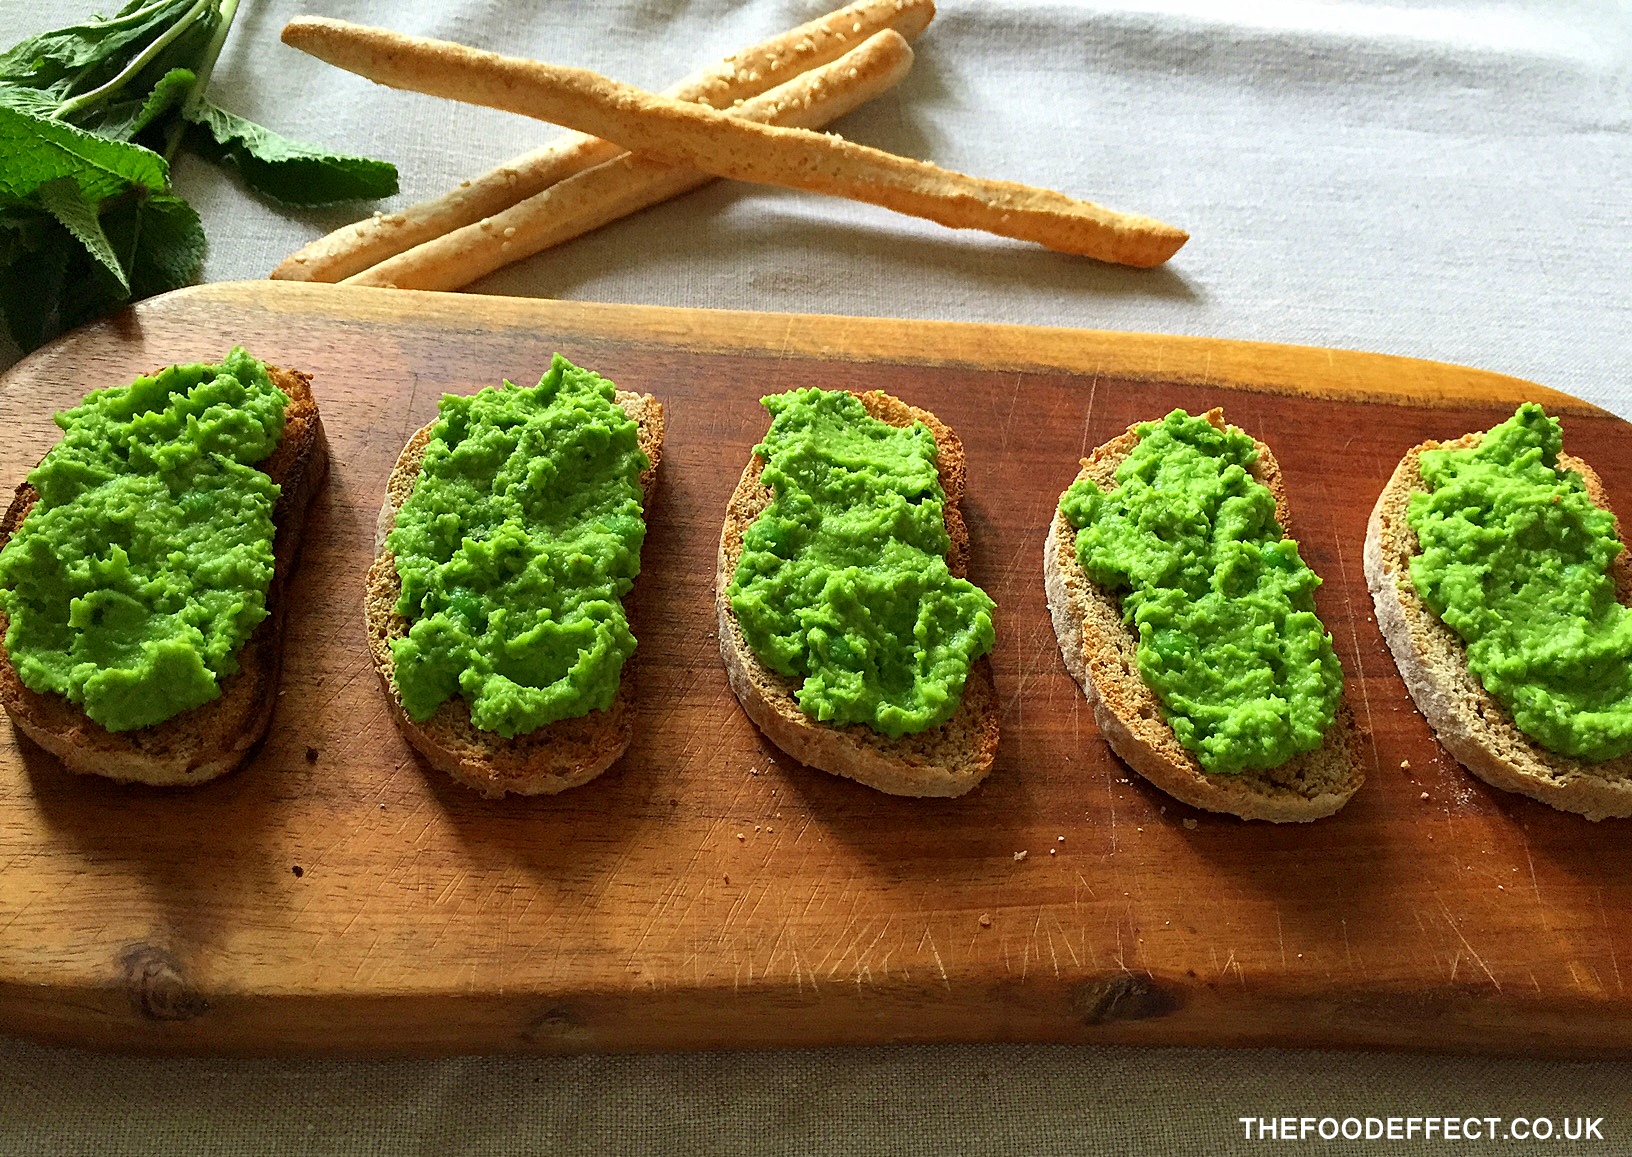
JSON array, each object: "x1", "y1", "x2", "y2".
[{"x1": 1, "y1": 281, "x2": 1629, "y2": 1057}]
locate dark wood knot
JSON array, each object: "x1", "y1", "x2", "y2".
[
  {"x1": 119, "y1": 944, "x2": 209, "y2": 1022},
  {"x1": 1072, "y1": 973, "x2": 1180, "y2": 1025},
  {"x1": 519, "y1": 1003, "x2": 590, "y2": 1044}
]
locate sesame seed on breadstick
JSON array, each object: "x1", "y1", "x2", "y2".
[
  {"x1": 271, "y1": 0, "x2": 935, "y2": 283},
  {"x1": 281, "y1": 16, "x2": 1188, "y2": 268},
  {"x1": 346, "y1": 31, "x2": 915, "y2": 291}
]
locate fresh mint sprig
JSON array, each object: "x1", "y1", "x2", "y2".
[{"x1": 0, "y1": 0, "x2": 398, "y2": 352}]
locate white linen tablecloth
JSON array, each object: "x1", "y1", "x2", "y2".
[{"x1": 4, "y1": 0, "x2": 1632, "y2": 1152}]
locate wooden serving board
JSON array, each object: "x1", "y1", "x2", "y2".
[{"x1": 3, "y1": 281, "x2": 1631, "y2": 1057}]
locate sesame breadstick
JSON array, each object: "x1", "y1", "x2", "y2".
[
  {"x1": 281, "y1": 14, "x2": 1187, "y2": 267},
  {"x1": 347, "y1": 31, "x2": 914, "y2": 291},
  {"x1": 271, "y1": 0, "x2": 934, "y2": 282}
]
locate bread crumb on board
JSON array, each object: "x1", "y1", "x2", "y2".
[
  {"x1": 1013, "y1": 850, "x2": 1027, "y2": 862},
  {"x1": 979, "y1": 913, "x2": 992, "y2": 927}
]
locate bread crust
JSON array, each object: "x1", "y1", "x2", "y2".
[
  {"x1": 0, "y1": 365, "x2": 329, "y2": 786},
  {"x1": 715, "y1": 390, "x2": 1000, "y2": 798},
  {"x1": 1364, "y1": 431, "x2": 1632, "y2": 820},
  {"x1": 1043, "y1": 410, "x2": 1364, "y2": 822},
  {"x1": 366, "y1": 391, "x2": 663, "y2": 798}
]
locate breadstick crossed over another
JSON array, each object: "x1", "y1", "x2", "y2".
[
  {"x1": 274, "y1": 0, "x2": 936, "y2": 282},
  {"x1": 348, "y1": 31, "x2": 916, "y2": 291},
  {"x1": 281, "y1": 17, "x2": 1188, "y2": 268}
]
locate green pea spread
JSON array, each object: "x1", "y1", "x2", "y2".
[
  {"x1": 387, "y1": 356, "x2": 647, "y2": 738},
  {"x1": 1060, "y1": 410, "x2": 1342, "y2": 774},
  {"x1": 727, "y1": 388, "x2": 996, "y2": 738},
  {"x1": 0, "y1": 348, "x2": 287, "y2": 732},
  {"x1": 1407, "y1": 403, "x2": 1632, "y2": 761}
]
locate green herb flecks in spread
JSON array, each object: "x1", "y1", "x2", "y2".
[
  {"x1": 727, "y1": 388, "x2": 996, "y2": 739},
  {"x1": 0, "y1": 347, "x2": 286, "y2": 731},
  {"x1": 1408, "y1": 403, "x2": 1632, "y2": 761},
  {"x1": 1061, "y1": 410, "x2": 1342, "y2": 775},
  {"x1": 0, "y1": 0, "x2": 398, "y2": 352},
  {"x1": 388, "y1": 355, "x2": 648, "y2": 738}
]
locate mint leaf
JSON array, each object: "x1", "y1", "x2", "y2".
[
  {"x1": 0, "y1": 84, "x2": 60, "y2": 118},
  {"x1": 107, "y1": 191, "x2": 204, "y2": 298},
  {"x1": 0, "y1": 190, "x2": 203, "y2": 352},
  {"x1": 185, "y1": 100, "x2": 397, "y2": 205},
  {"x1": 0, "y1": 0, "x2": 196, "y2": 94},
  {"x1": 0, "y1": 0, "x2": 395, "y2": 353},
  {"x1": 93, "y1": 66, "x2": 195, "y2": 141},
  {"x1": 0, "y1": 212, "x2": 72, "y2": 350},
  {"x1": 0, "y1": 102, "x2": 167, "y2": 205},
  {"x1": 37, "y1": 175, "x2": 127, "y2": 292}
]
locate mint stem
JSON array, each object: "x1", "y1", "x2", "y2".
[
  {"x1": 52, "y1": 0, "x2": 215, "y2": 122},
  {"x1": 166, "y1": 0, "x2": 238, "y2": 163},
  {"x1": 99, "y1": 0, "x2": 181, "y2": 31}
]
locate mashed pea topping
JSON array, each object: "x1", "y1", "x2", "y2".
[
  {"x1": 387, "y1": 355, "x2": 647, "y2": 737},
  {"x1": 727, "y1": 388, "x2": 996, "y2": 738},
  {"x1": 1407, "y1": 403, "x2": 1632, "y2": 761},
  {"x1": 1060, "y1": 410, "x2": 1342, "y2": 774},
  {"x1": 0, "y1": 348, "x2": 287, "y2": 731}
]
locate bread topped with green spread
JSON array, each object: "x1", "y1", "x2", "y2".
[
  {"x1": 366, "y1": 356, "x2": 663, "y2": 798},
  {"x1": 0, "y1": 351, "x2": 328, "y2": 786},
  {"x1": 1044, "y1": 409, "x2": 1364, "y2": 822},
  {"x1": 716, "y1": 388, "x2": 1000, "y2": 798},
  {"x1": 1365, "y1": 404, "x2": 1632, "y2": 820}
]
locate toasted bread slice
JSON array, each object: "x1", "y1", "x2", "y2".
[
  {"x1": 0, "y1": 366, "x2": 328, "y2": 786},
  {"x1": 1043, "y1": 410, "x2": 1364, "y2": 822},
  {"x1": 366, "y1": 391, "x2": 663, "y2": 798},
  {"x1": 715, "y1": 390, "x2": 999, "y2": 798},
  {"x1": 1364, "y1": 431, "x2": 1632, "y2": 820}
]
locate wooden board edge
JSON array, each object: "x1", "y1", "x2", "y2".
[
  {"x1": 2, "y1": 281, "x2": 1591, "y2": 415},
  {"x1": 6, "y1": 974, "x2": 1632, "y2": 1059}
]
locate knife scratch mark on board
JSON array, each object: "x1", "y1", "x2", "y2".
[
  {"x1": 814, "y1": 898, "x2": 863, "y2": 976},
  {"x1": 1524, "y1": 841, "x2": 1547, "y2": 913},
  {"x1": 1438, "y1": 895, "x2": 1501, "y2": 991},
  {"x1": 998, "y1": 372, "x2": 1023, "y2": 452},
  {"x1": 1078, "y1": 372, "x2": 1101, "y2": 458},
  {"x1": 1340, "y1": 916, "x2": 1356, "y2": 976},
  {"x1": 1052, "y1": 911, "x2": 1081, "y2": 970},
  {"x1": 922, "y1": 925, "x2": 950, "y2": 991},
  {"x1": 1599, "y1": 888, "x2": 1624, "y2": 995},
  {"x1": 1318, "y1": 477, "x2": 1379, "y2": 776},
  {"x1": 1044, "y1": 914, "x2": 1061, "y2": 979},
  {"x1": 868, "y1": 913, "x2": 894, "y2": 979},
  {"x1": 855, "y1": 917, "x2": 891, "y2": 984},
  {"x1": 349, "y1": 932, "x2": 384, "y2": 984},
  {"x1": 0, "y1": 891, "x2": 36, "y2": 939},
  {"x1": 1408, "y1": 908, "x2": 1439, "y2": 975}
]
